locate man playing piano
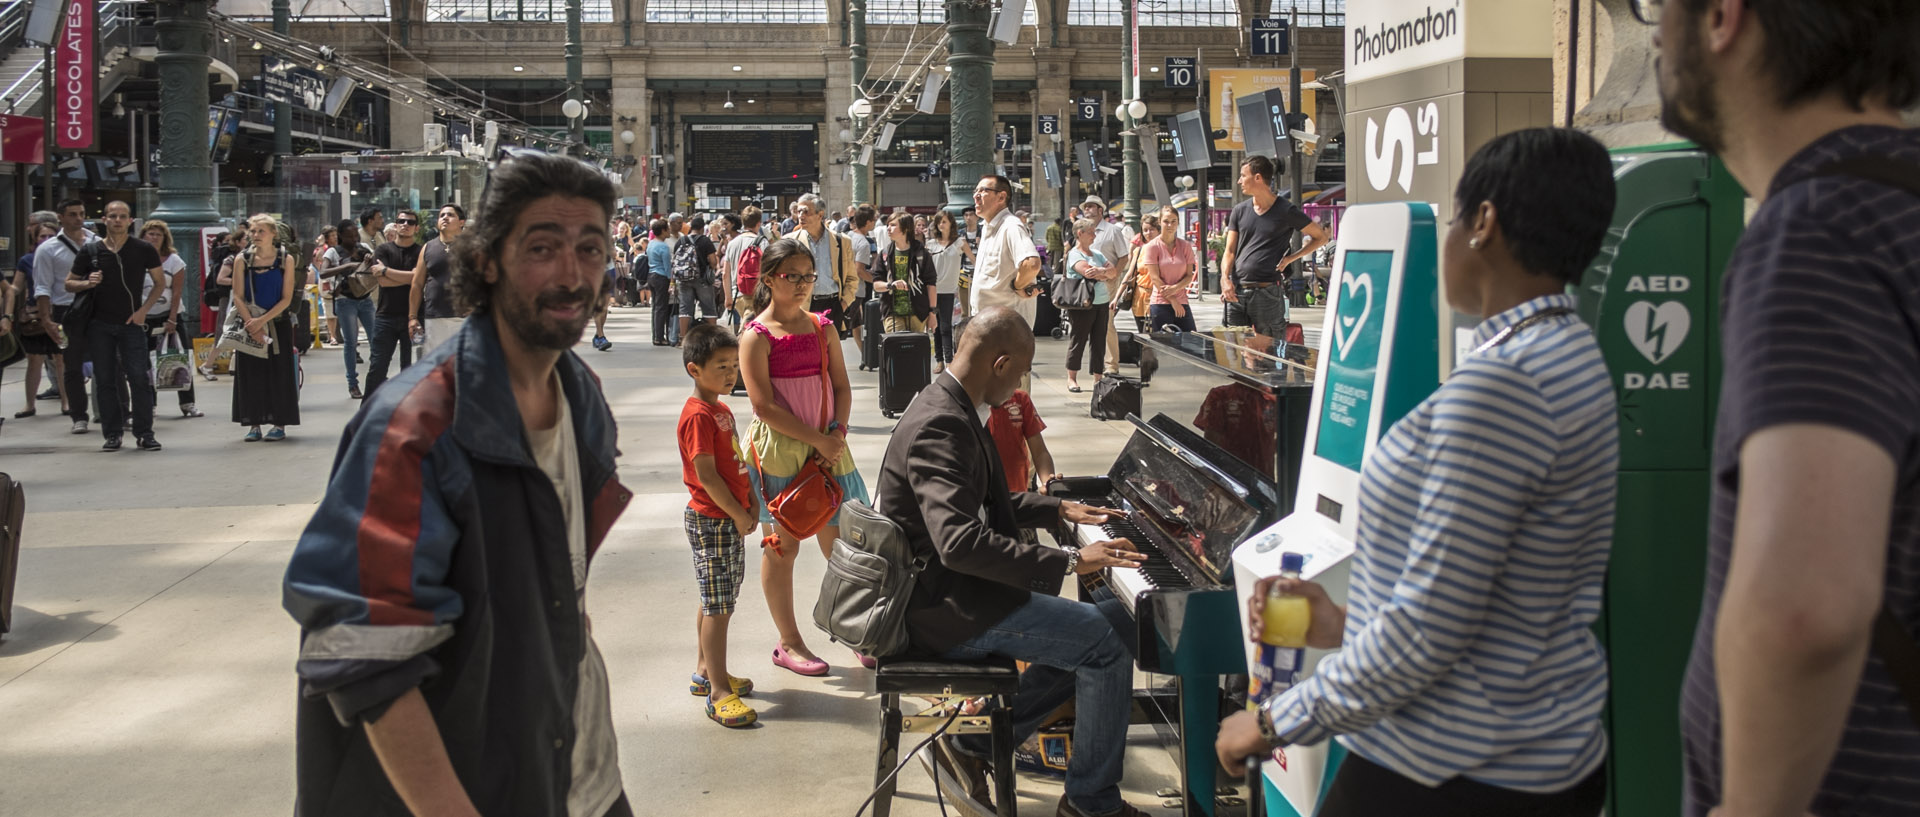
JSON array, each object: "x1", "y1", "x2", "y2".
[{"x1": 872, "y1": 306, "x2": 1153, "y2": 817}]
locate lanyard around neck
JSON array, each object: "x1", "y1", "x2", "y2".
[{"x1": 1471, "y1": 307, "x2": 1574, "y2": 355}]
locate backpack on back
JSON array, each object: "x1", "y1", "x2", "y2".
[
  {"x1": 812, "y1": 499, "x2": 924, "y2": 658},
  {"x1": 671, "y1": 236, "x2": 701, "y2": 283},
  {"x1": 736, "y1": 236, "x2": 767, "y2": 297}
]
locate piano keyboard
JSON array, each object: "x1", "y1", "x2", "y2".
[{"x1": 1075, "y1": 512, "x2": 1191, "y2": 612}]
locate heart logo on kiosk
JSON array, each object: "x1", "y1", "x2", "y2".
[
  {"x1": 1624, "y1": 301, "x2": 1690, "y2": 365},
  {"x1": 1334, "y1": 272, "x2": 1375, "y2": 361}
]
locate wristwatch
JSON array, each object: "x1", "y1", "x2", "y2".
[
  {"x1": 1256, "y1": 704, "x2": 1278, "y2": 745},
  {"x1": 1062, "y1": 548, "x2": 1081, "y2": 575}
]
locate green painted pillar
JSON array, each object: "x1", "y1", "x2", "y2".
[
  {"x1": 566, "y1": 0, "x2": 585, "y2": 155},
  {"x1": 944, "y1": 0, "x2": 995, "y2": 215},
  {"x1": 849, "y1": 0, "x2": 871, "y2": 207},
  {"x1": 151, "y1": 0, "x2": 222, "y2": 340},
  {"x1": 272, "y1": 0, "x2": 291, "y2": 159},
  {"x1": 1120, "y1": 0, "x2": 1141, "y2": 232}
]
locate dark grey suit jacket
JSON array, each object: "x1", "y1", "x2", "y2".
[{"x1": 874, "y1": 374, "x2": 1068, "y2": 653}]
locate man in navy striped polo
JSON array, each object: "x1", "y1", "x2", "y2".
[{"x1": 1641, "y1": 2, "x2": 1920, "y2": 816}]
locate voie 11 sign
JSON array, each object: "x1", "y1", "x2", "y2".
[
  {"x1": 1164, "y1": 57, "x2": 1196, "y2": 89},
  {"x1": 1251, "y1": 17, "x2": 1291, "y2": 57}
]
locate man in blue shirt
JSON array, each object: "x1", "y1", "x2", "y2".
[{"x1": 645, "y1": 218, "x2": 674, "y2": 346}]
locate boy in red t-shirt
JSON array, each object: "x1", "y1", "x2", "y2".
[
  {"x1": 676, "y1": 324, "x2": 760, "y2": 727},
  {"x1": 987, "y1": 389, "x2": 1058, "y2": 492}
]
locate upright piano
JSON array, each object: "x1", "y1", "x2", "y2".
[
  {"x1": 1051, "y1": 413, "x2": 1280, "y2": 817},
  {"x1": 1137, "y1": 329, "x2": 1315, "y2": 516}
]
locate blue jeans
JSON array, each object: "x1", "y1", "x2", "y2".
[
  {"x1": 1148, "y1": 304, "x2": 1197, "y2": 333},
  {"x1": 944, "y1": 592, "x2": 1133, "y2": 814},
  {"x1": 334, "y1": 295, "x2": 373, "y2": 388},
  {"x1": 87, "y1": 320, "x2": 153, "y2": 440}
]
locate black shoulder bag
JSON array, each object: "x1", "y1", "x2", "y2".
[
  {"x1": 1810, "y1": 155, "x2": 1920, "y2": 731},
  {"x1": 62, "y1": 236, "x2": 100, "y2": 332}
]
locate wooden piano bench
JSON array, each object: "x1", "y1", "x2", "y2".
[{"x1": 871, "y1": 655, "x2": 1022, "y2": 817}]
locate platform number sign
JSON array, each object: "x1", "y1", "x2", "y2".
[
  {"x1": 1075, "y1": 97, "x2": 1100, "y2": 121},
  {"x1": 1251, "y1": 17, "x2": 1290, "y2": 57},
  {"x1": 996, "y1": 132, "x2": 1014, "y2": 151},
  {"x1": 1164, "y1": 57, "x2": 1196, "y2": 89},
  {"x1": 1038, "y1": 115, "x2": 1058, "y2": 137}
]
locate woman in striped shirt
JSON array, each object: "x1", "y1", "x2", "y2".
[{"x1": 1218, "y1": 127, "x2": 1621, "y2": 817}]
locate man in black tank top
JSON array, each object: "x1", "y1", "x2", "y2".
[{"x1": 411, "y1": 204, "x2": 467, "y2": 355}]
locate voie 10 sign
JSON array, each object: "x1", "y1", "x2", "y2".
[{"x1": 1164, "y1": 57, "x2": 1196, "y2": 89}]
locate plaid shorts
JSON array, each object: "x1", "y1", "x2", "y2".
[{"x1": 685, "y1": 507, "x2": 747, "y2": 616}]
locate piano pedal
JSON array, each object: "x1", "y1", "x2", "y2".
[
  {"x1": 1162, "y1": 799, "x2": 1184, "y2": 810},
  {"x1": 1155, "y1": 788, "x2": 1182, "y2": 799},
  {"x1": 1216, "y1": 786, "x2": 1237, "y2": 796},
  {"x1": 1218, "y1": 796, "x2": 1246, "y2": 808}
]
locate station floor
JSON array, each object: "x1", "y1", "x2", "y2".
[{"x1": 0, "y1": 297, "x2": 1321, "y2": 816}]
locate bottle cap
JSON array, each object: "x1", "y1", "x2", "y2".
[{"x1": 1280, "y1": 552, "x2": 1305, "y2": 573}]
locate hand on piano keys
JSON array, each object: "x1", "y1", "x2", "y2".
[{"x1": 1073, "y1": 538, "x2": 1146, "y2": 575}]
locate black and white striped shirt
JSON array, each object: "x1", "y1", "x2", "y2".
[{"x1": 1682, "y1": 125, "x2": 1920, "y2": 816}]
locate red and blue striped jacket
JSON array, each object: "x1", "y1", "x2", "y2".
[{"x1": 283, "y1": 315, "x2": 631, "y2": 816}]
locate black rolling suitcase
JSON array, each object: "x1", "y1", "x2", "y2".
[
  {"x1": 1117, "y1": 331, "x2": 1139, "y2": 365},
  {"x1": 859, "y1": 297, "x2": 887, "y2": 372},
  {"x1": 878, "y1": 332, "x2": 931, "y2": 418},
  {"x1": 1031, "y1": 285, "x2": 1065, "y2": 339},
  {"x1": 0, "y1": 472, "x2": 23, "y2": 635},
  {"x1": 1090, "y1": 375, "x2": 1142, "y2": 421}
]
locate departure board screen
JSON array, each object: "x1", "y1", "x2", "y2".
[{"x1": 686, "y1": 124, "x2": 819, "y2": 183}]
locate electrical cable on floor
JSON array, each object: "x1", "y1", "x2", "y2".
[{"x1": 853, "y1": 706, "x2": 961, "y2": 817}]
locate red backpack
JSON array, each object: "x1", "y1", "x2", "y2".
[{"x1": 736, "y1": 236, "x2": 767, "y2": 297}]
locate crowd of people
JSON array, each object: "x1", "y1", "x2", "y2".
[{"x1": 6, "y1": 6, "x2": 1918, "y2": 816}]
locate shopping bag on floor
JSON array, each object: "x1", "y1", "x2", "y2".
[{"x1": 153, "y1": 333, "x2": 193, "y2": 391}]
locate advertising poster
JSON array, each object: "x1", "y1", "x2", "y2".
[
  {"x1": 1206, "y1": 67, "x2": 1316, "y2": 153},
  {"x1": 54, "y1": 0, "x2": 93, "y2": 150},
  {"x1": 0, "y1": 114, "x2": 44, "y2": 164}
]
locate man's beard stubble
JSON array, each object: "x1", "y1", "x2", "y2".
[
  {"x1": 499, "y1": 276, "x2": 600, "y2": 351},
  {"x1": 1656, "y1": 16, "x2": 1725, "y2": 154}
]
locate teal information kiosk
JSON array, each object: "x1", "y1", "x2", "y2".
[{"x1": 1230, "y1": 202, "x2": 1443, "y2": 816}]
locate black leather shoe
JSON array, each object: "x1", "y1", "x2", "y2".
[
  {"x1": 102, "y1": 437, "x2": 122, "y2": 451},
  {"x1": 932, "y1": 737, "x2": 994, "y2": 810},
  {"x1": 1056, "y1": 794, "x2": 1149, "y2": 817}
]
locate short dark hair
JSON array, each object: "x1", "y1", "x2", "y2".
[
  {"x1": 359, "y1": 208, "x2": 383, "y2": 226},
  {"x1": 682, "y1": 322, "x2": 738, "y2": 368},
  {"x1": 1679, "y1": 0, "x2": 1919, "y2": 111},
  {"x1": 451, "y1": 152, "x2": 620, "y2": 316},
  {"x1": 396, "y1": 209, "x2": 420, "y2": 224},
  {"x1": 1453, "y1": 127, "x2": 1615, "y2": 287},
  {"x1": 1241, "y1": 155, "x2": 1276, "y2": 186},
  {"x1": 334, "y1": 219, "x2": 359, "y2": 242},
  {"x1": 851, "y1": 205, "x2": 877, "y2": 230},
  {"x1": 962, "y1": 206, "x2": 976, "y2": 216},
  {"x1": 439, "y1": 203, "x2": 467, "y2": 220},
  {"x1": 689, "y1": 216, "x2": 707, "y2": 233},
  {"x1": 722, "y1": 213, "x2": 742, "y2": 230},
  {"x1": 650, "y1": 218, "x2": 668, "y2": 238},
  {"x1": 56, "y1": 198, "x2": 83, "y2": 214}
]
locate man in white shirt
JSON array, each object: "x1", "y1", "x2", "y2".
[
  {"x1": 968, "y1": 175, "x2": 1041, "y2": 325},
  {"x1": 33, "y1": 199, "x2": 97, "y2": 434}
]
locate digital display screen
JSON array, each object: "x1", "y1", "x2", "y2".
[
  {"x1": 1314, "y1": 250, "x2": 1394, "y2": 473},
  {"x1": 1169, "y1": 110, "x2": 1212, "y2": 172},
  {"x1": 1315, "y1": 494, "x2": 1343, "y2": 523},
  {"x1": 685, "y1": 124, "x2": 819, "y2": 183}
]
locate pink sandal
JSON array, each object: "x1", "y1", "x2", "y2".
[{"x1": 772, "y1": 644, "x2": 830, "y2": 677}]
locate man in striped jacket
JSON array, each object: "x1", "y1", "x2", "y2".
[{"x1": 283, "y1": 152, "x2": 635, "y2": 817}]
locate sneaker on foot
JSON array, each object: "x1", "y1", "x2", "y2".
[
  {"x1": 243, "y1": 426, "x2": 262, "y2": 442},
  {"x1": 70, "y1": 419, "x2": 88, "y2": 435},
  {"x1": 181, "y1": 404, "x2": 205, "y2": 419},
  {"x1": 36, "y1": 387, "x2": 58, "y2": 401},
  {"x1": 102, "y1": 437, "x2": 122, "y2": 451},
  {"x1": 137, "y1": 435, "x2": 162, "y2": 451},
  {"x1": 349, "y1": 385, "x2": 363, "y2": 400},
  {"x1": 264, "y1": 426, "x2": 286, "y2": 442}
]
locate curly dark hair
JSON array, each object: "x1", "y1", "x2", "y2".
[{"x1": 451, "y1": 152, "x2": 621, "y2": 316}]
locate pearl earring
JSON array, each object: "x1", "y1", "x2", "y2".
[{"x1": 1468, "y1": 237, "x2": 1482, "y2": 249}]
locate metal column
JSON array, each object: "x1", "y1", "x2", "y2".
[
  {"x1": 943, "y1": 0, "x2": 995, "y2": 216},
  {"x1": 151, "y1": 0, "x2": 223, "y2": 340}
]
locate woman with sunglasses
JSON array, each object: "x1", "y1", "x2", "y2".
[
  {"x1": 739, "y1": 238, "x2": 871, "y2": 677},
  {"x1": 230, "y1": 213, "x2": 301, "y2": 442}
]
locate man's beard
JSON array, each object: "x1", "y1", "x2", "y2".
[
  {"x1": 1657, "y1": 17, "x2": 1724, "y2": 153},
  {"x1": 498, "y1": 277, "x2": 599, "y2": 351}
]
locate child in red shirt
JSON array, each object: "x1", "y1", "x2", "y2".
[
  {"x1": 676, "y1": 323, "x2": 759, "y2": 727},
  {"x1": 987, "y1": 389, "x2": 1059, "y2": 492}
]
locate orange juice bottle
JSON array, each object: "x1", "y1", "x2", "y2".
[{"x1": 1250, "y1": 552, "x2": 1310, "y2": 705}]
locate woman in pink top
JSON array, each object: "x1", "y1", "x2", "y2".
[
  {"x1": 1141, "y1": 207, "x2": 1198, "y2": 332},
  {"x1": 739, "y1": 238, "x2": 870, "y2": 677}
]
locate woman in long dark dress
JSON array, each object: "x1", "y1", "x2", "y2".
[{"x1": 231, "y1": 214, "x2": 301, "y2": 441}]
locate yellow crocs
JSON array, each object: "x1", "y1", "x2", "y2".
[
  {"x1": 705, "y1": 693, "x2": 758, "y2": 728},
  {"x1": 689, "y1": 673, "x2": 755, "y2": 697}
]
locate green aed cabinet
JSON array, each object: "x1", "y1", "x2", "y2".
[{"x1": 1572, "y1": 147, "x2": 1745, "y2": 817}]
